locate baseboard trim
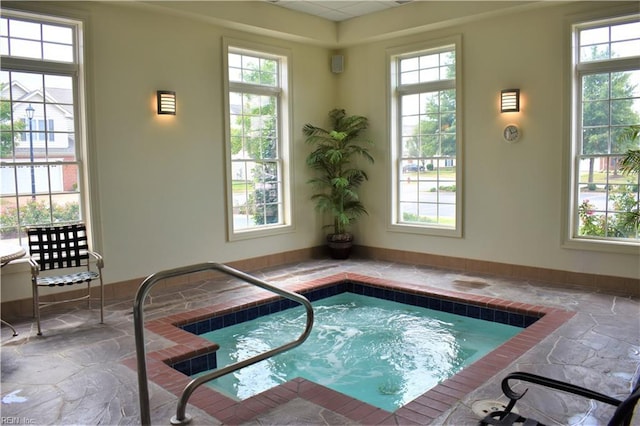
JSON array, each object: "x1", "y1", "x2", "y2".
[
  {"x1": 354, "y1": 245, "x2": 639, "y2": 297},
  {"x1": 2, "y1": 245, "x2": 636, "y2": 321}
]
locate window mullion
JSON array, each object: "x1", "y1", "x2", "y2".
[
  {"x1": 229, "y1": 81, "x2": 280, "y2": 96},
  {"x1": 0, "y1": 56, "x2": 77, "y2": 74},
  {"x1": 577, "y1": 57, "x2": 639, "y2": 74},
  {"x1": 398, "y1": 79, "x2": 455, "y2": 95}
]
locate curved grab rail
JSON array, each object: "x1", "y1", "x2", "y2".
[{"x1": 133, "y1": 262, "x2": 314, "y2": 426}]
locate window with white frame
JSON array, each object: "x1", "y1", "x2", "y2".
[
  {"x1": 0, "y1": 10, "x2": 88, "y2": 246},
  {"x1": 569, "y1": 14, "x2": 640, "y2": 247},
  {"x1": 389, "y1": 37, "x2": 462, "y2": 237},
  {"x1": 223, "y1": 39, "x2": 292, "y2": 239}
]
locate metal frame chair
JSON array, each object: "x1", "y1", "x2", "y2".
[
  {"x1": 480, "y1": 371, "x2": 640, "y2": 426},
  {"x1": 27, "y1": 223, "x2": 104, "y2": 335}
]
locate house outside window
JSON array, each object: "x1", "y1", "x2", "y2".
[
  {"x1": 388, "y1": 36, "x2": 462, "y2": 237},
  {"x1": 18, "y1": 118, "x2": 55, "y2": 142},
  {"x1": 1, "y1": 10, "x2": 89, "y2": 246},
  {"x1": 223, "y1": 39, "x2": 293, "y2": 240},
  {"x1": 568, "y1": 13, "x2": 640, "y2": 250}
]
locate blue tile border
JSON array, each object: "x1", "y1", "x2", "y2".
[
  {"x1": 171, "y1": 352, "x2": 217, "y2": 376},
  {"x1": 347, "y1": 281, "x2": 540, "y2": 327},
  {"x1": 174, "y1": 279, "x2": 540, "y2": 376}
]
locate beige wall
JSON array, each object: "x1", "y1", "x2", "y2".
[
  {"x1": 340, "y1": 1, "x2": 640, "y2": 279},
  {"x1": 1, "y1": 1, "x2": 638, "y2": 302},
  {"x1": 86, "y1": 3, "x2": 333, "y2": 283}
]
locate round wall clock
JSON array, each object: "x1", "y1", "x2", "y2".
[{"x1": 503, "y1": 124, "x2": 520, "y2": 143}]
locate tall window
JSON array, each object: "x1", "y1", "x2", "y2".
[
  {"x1": 570, "y1": 14, "x2": 640, "y2": 247},
  {"x1": 389, "y1": 37, "x2": 462, "y2": 237},
  {"x1": 1, "y1": 11, "x2": 88, "y2": 246},
  {"x1": 223, "y1": 39, "x2": 292, "y2": 239}
]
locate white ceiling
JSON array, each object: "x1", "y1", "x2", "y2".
[{"x1": 267, "y1": 1, "x2": 411, "y2": 22}]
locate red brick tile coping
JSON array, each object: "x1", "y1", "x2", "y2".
[{"x1": 123, "y1": 273, "x2": 575, "y2": 425}]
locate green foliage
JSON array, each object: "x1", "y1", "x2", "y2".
[
  {"x1": 229, "y1": 57, "x2": 277, "y2": 158},
  {"x1": 620, "y1": 149, "x2": 640, "y2": 176},
  {"x1": 304, "y1": 109, "x2": 374, "y2": 235},
  {"x1": 230, "y1": 95, "x2": 277, "y2": 160},
  {"x1": 578, "y1": 200, "x2": 605, "y2": 236},
  {"x1": 578, "y1": 60, "x2": 639, "y2": 241},
  {"x1": 403, "y1": 89, "x2": 456, "y2": 158},
  {"x1": 615, "y1": 125, "x2": 640, "y2": 231},
  {"x1": 430, "y1": 185, "x2": 456, "y2": 192},
  {"x1": 249, "y1": 181, "x2": 279, "y2": 226},
  {"x1": 1, "y1": 82, "x2": 26, "y2": 157},
  {"x1": 227, "y1": 54, "x2": 280, "y2": 227},
  {"x1": 581, "y1": 72, "x2": 639, "y2": 187},
  {"x1": 402, "y1": 212, "x2": 436, "y2": 224},
  {"x1": 619, "y1": 126, "x2": 640, "y2": 176},
  {"x1": 0, "y1": 200, "x2": 80, "y2": 237},
  {"x1": 579, "y1": 187, "x2": 638, "y2": 238}
]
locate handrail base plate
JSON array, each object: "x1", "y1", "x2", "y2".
[{"x1": 170, "y1": 414, "x2": 192, "y2": 425}]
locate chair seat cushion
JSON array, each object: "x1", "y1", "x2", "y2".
[{"x1": 37, "y1": 271, "x2": 99, "y2": 287}]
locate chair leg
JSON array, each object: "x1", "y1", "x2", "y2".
[
  {"x1": 87, "y1": 281, "x2": 91, "y2": 310},
  {"x1": 99, "y1": 277, "x2": 104, "y2": 324},
  {"x1": 31, "y1": 276, "x2": 104, "y2": 335},
  {"x1": 32, "y1": 279, "x2": 42, "y2": 336},
  {"x1": 1, "y1": 320, "x2": 18, "y2": 337}
]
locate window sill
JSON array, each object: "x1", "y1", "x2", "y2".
[
  {"x1": 228, "y1": 223, "x2": 295, "y2": 242},
  {"x1": 562, "y1": 237, "x2": 640, "y2": 255},
  {"x1": 387, "y1": 223, "x2": 462, "y2": 238}
]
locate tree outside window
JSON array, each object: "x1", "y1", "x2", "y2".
[
  {"x1": 392, "y1": 42, "x2": 461, "y2": 235},
  {"x1": 574, "y1": 16, "x2": 640, "y2": 243},
  {"x1": 226, "y1": 47, "x2": 288, "y2": 234}
]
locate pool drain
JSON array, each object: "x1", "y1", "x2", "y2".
[{"x1": 471, "y1": 400, "x2": 518, "y2": 418}]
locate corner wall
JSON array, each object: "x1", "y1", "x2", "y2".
[{"x1": 338, "y1": 1, "x2": 639, "y2": 282}]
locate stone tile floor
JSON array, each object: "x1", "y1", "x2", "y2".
[{"x1": 1, "y1": 258, "x2": 638, "y2": 425}]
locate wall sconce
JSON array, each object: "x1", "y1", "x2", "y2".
[
  {"x1": 157, "y1": 90, "x2": 176, "y2": 115},
  {"x1": 501, "y1": 89, "x2": 520, "y2": 113}
]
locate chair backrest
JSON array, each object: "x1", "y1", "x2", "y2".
[
  {"x1": 608, "y1": 370, "x2": 640, "y2": 426},
  {"x1": 27, "y1": 223, "x2": 90, "y2": 271}
]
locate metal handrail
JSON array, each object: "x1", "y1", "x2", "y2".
[{"x1": 133, "y1": 262, "x2": 314, "y2": 426}]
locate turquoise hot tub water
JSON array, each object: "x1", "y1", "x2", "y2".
[{"x1": 194, "y1": 292, "x2": 521, "y2": 412}]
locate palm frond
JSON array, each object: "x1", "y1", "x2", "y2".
[
  {"x1": 618, "y1": 125, "x2": 640, "y2": 176},
  {"x1": 302, "y1": 123, "x2": 329, "y2": 138},
  {"x1": 619, "y1": 149, "x2": 640, "y2": 176}
]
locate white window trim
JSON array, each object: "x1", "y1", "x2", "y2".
[
  {"x1": 387, "y1": 35, "x2": 463, "y2": 238},
  {"x1": 222, "y1": 37, "x2": 294, "y2": 242},
  {"x1": 562, "y1": 6, "x2": 640, "y2": 255}
]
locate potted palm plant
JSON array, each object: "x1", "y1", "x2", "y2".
[{"x1": 304, "y1": 109, "x2": 374, "y2": 259}]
